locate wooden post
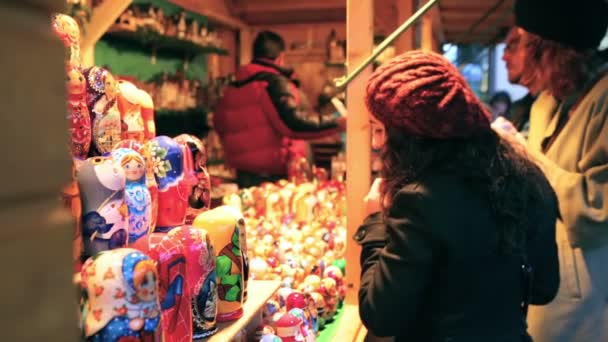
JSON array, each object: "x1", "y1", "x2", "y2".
[
  {"x1": 345, "y1": 0, "x2": 373, "y2": 305},
  {"x1": 421, "y1": 15, "x2": 433, "y2": 51},
  {"x1": 239, "y1": 28, "x2": 254, "y2": 66},
  {"x1": 395, "y1": 0, "x2": 415, "y2": 54},
  {"x1": 81, "y1": 0, "x2": 132, "y2": 56}
]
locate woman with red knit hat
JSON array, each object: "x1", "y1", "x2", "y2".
[{"x1": 354, "y1": 50, "x2": 559, "y2": 341}]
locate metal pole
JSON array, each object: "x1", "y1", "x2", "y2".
[{"x1": 334, "y1": 0, "x2": 440, "y2": 89}]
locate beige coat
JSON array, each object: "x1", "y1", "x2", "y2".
[{"x1": 526, "y1": 69, "x2": 608, "y2": 342}]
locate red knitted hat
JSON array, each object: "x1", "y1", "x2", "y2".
[{"x1": 365, "y1": 50, "x2": 492, "y2": 139}]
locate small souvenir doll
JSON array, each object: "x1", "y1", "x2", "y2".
[
  {"x1": 80, "y1": 248, "x2": 161, "y2": 341},
  {"x1": 112, "y1": 148, "x2": 152, "y2": 245}
]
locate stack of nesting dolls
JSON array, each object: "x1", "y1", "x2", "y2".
[{"x1": 52, "y1": 14, "x2": 249, "y2": 341}]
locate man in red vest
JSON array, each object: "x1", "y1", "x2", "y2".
[{"x1": 215, "y1": 31, "x2": 346, "y2": 188}]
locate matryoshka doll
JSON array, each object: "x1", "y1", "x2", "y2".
[
  {"x1": 51, "y1": 13, "x2": 81, "y2": 68},
  {"x1": 117, "y1": 80, "x2": 146, "y2": 143},
  {"x1": 133, "y1": 232, "x2": 192, "y2": 342},
  {"x1": 76, "y1": 156, "x2": 128, "y2": 260},
  {"x1": 148, "y1": 136, "x2": 196, "y2": 232},
  {"x1": 84, "y1": 66, "x2": 122, "y2": 156},
  {"x1": 212, "y1": 205, "x2": 249, "y2": 303},
  {"x1": 168, "y1": 227, "x2": 218, "y2": 338},
  {"x1": 66, "y1": 67, "x2": 91, "y2": 159},
  {"x1": 275, "y1": 313, "x2": 303, "y2": 342},
  {"x1": 323, "y1": 265, "x2": 345, "y2": 307},
  {"x1": 114, "y1": 140, "x2": 158, "y2": 232},
  {"x1": 112, "y1": 148, "x2": 152, "y2": 245},
  {"x1": 193, "y1": 206, "x2": 245, "y2": 322},
  {"x1": 319, "y1": 278, "x2": 338, "y2": 322},
  {"x1": 138, "y1": 89, "x2": 156, "y2": 141},
  {"x1": 174, "y1": 134, "x2": 211, "y2": 225},
  {"x1": 80, "y1": 248, "x2": 161, "y2": 341}
]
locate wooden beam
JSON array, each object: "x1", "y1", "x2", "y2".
[
  {"x1": 233, "y1": 0, "x2": 345, "y2": 14},
  {"x1": 238, "y1": 27, "x2": 253, "y2": 66},
  {"x1": 81, "y1": 0, "x2": 132, "y2": 52},
  {"x1": 421, "y1": 14, "x2": 433, "y2": 51},
  {"x1": 170, "y1": 0, "x2": 248, "y2": 29},
  {"x1": 394, "y1": 0, "x2": 414, "y2": 54},
  {"x1": 344, "y1": 0, "x2": 372, "y2": 307},
  {"x1": 429, "y1": 2, "x2": 445, "y2": 46},
  {"x1": 333, "y1": 304, "x2": 365, "y2": 341}
]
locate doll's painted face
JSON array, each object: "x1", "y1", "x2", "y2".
[
  {"x1": 134, "y1": 260, "x2": 158, "y2": 302},
  {"x1": 104, "y1": 73, "x2": 118, "y2": 100},
  {"x1": 123, "y1": 157, "x2": 145, "y2": 182},
  {"x1": 67, "y1": 68, "x2": 86, "y2": 95}
]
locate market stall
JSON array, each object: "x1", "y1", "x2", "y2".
[{"x1": 50, "y1": 0, "x2": 476, "y2": 340}]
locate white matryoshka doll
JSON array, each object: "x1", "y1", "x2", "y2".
[
  {"x1": 76, "y1": 156, "x2": 128, "y2": 260},
  {"x1": 84, "y1": 66, "x2": 122, "y2": 156},
  {"x1": 112, "y1": 148, "x2": 152, "y2": 245},
  {"x1": 117, "y1": 80, "x2": 146, "y2": 143},
  {"x1": 137, "y1": 89, "x2": 156, "y2": 141},
  {"x1": 193, "y1": 206, "x2": 245, "y2": 322},
  {"x1": 80, "y1": 248, "x2": 161, "y2": 341}
]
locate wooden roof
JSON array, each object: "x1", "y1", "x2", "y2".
[{"x1": 229, "y1": 0, "x2": 514, "y2": 45}]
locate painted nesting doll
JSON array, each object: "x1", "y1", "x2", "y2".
[
  {"x1": 143, "y1": 233, "x2": 192, "y2": 342},
  {"x1": 76, "y1": 156, "x2": 128, "y2": 260},
  {"x1": 51, "y1": 13, "x2": 81, "y2": 68},
  {"x1": 84, "y1": 66, "x2": 122, "y2": 156},
  {"x1": 168, "y1": 227, "x2": 218, "y2": 338},
  {"x1": 148, "y1": 136, "x2": 196, "y2": 232},
  {"x1": 138, "y1": 89, "x2": 156, "y2": 141},
  {"x1": 174, "y1": 134, "x2": 212, "y2": 225},
  {"x1": 117, "y1": 80, "x2": 146, "y2": 143},
  {"x1": 215, "y1": 206, "x2": 249, "y2": 303},
  {"x1": 66, "y1": 67, "x2": 91, "y2": 158},
  {"x1": 193, "y1": 206, "x2": 245, "y2": 322},
  {"x1": 112, "y1": 148, "x2": 152, "y2": 245},
  {"x1": 80, "y1": 248, "x2": 161, "y2": 341}
]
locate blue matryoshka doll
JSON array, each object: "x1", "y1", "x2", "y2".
[{"x1": 112, "y1": 148, "x2": 152, "y2": 245}]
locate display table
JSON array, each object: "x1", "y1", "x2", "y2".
[{"x1": 198, "y1": 280, "x2": 281, "y2": 342}]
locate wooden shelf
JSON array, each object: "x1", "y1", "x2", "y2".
[
  {"x1": 104, "y1": 28, "x2": 229, "y2": 56},
  {"x1": 198, "y1": 280, "x2": 281, "y2": 342}
]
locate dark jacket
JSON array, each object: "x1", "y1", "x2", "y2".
[
  {"x1": 214, "y1": 59, "x2": 340, "y2": 175},
  {"x1": 355, "y1": 173, "x2": 559, "y2": 342}
]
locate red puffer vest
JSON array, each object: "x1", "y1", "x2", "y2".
[{"x1": 214, "y1": 61, "x2": 336, "y2": 175}]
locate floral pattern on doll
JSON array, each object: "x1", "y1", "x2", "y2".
[
  {"x1": 81, "y1": 249, "x2": 160, "y2": 341},
  {"x1": 112, "y1": 148, "x2": 152, "y2": 244},
  {"x1": 84, "y1": 66, "x2": 122, "y2": 155},
  {"x1": 66, "y1": 67, "x2": 91, "y2": 158}
]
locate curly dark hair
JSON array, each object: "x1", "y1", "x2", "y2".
[{"x1": 380, "y1": 128, "x2": 553, "y2": 256}]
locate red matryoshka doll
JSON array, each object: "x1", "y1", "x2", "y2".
[
  {"x1": 319, "y1": 277, "x2": 338, "y2": 322},
  {"x1": 174, "y1": 134, "x2": 211, "y2": 224},
  {"x1": 193, "y1": 206, "x2": 245, "y2": 322},
  {"x1": 111, "y1": 148, "x2": 152, "y2": 245},
  {"x1": 66, "y1": 67, "x2": 91, "y2": 159},
  {"x1": 84, "y1": 66, "x2": 122, "y2": 156},
  {"x1": 275, "y1": 313, "x2": 303, "y2": 342},
  {"x1": 117, "y1": 80, "x2": 146, "y2": 143},
  {"x1": 148, "y1": 136, "x2": 197, "y2": 232},
  {"x1": 288, "y1": 308, "x2": 316, "y2": 342},
  {"x1": 136, "y1": 233, "x2": 192, "y2": 342},
  {"x1": 76, "y1": 156, "x2": 128, "y2": 260},
  {"x1": 137, "y1": 89, "x2": 156, "y2": 141},
  {"x1": 323, "y1": 265, "x2": 345, "y2": 306},
  {"x1": 168, "y1": 227, "x2": 218, "y2": 338},
  {"x1": 80, "y1": 248, "x2": 161, "y2": 341}
]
